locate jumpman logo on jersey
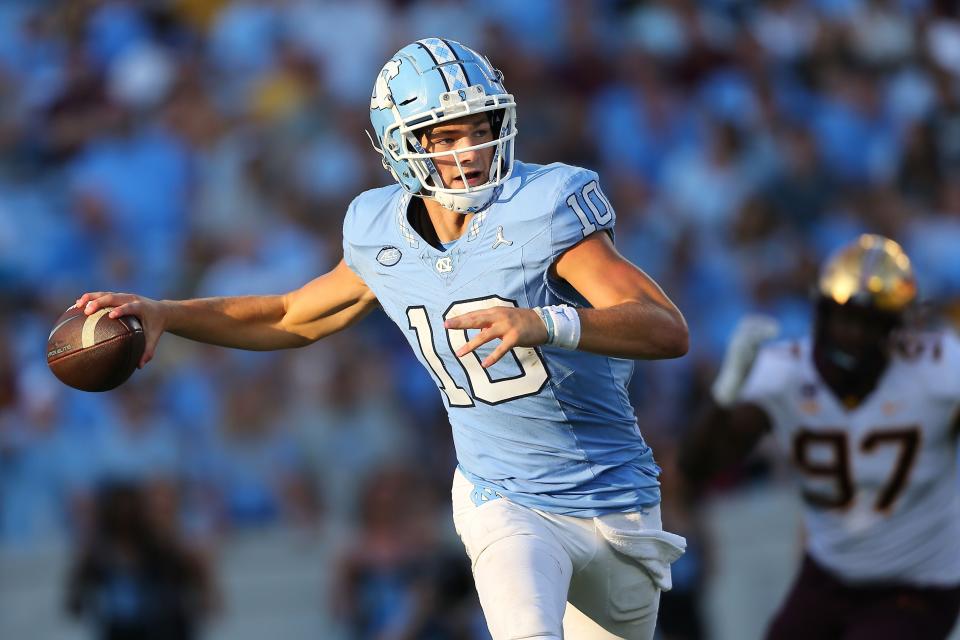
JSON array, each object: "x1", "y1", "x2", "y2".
[{"x1": 492, "y1": 226, "x2": 513, "y2": 250}]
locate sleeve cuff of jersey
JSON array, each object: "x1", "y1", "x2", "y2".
[{"x1": 342, "y1": 243, "x2": 362, "y2": 277}]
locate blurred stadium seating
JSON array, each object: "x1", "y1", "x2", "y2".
[{"x1": 2, "y1": 1, "x2": 960, "y2": 638}]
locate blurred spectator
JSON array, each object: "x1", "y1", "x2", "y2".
[
  {"x1": 591, "y1": 49, "x2": 700, "y2": 184},
  {"x1": 809, "y1": 65, "x2": 900, "y2": 185},
  {"x1": 66, "y1": 480, "x2": 215, "y2": 640},
  {"x1": 281, "y1": 0, "x2": 393, "y2": 105},
  {"x1": 209, "y1": 369, "x2": 318, "y2": 529},
  {"x1": 661, "y1": 120, "x2": 755, "y2": 236},
  {"x1": 331, "y1": 466, "x2": 481, "y2": 640},
  {"x1": 291, "y1": 343, "x2": 415, "y2": 521},
  {"x1": 764, "y1": 126, "x2": 833, "y2": 232},
  {"x1": 91, "y1": 379, "x2": 180, "y2": 484},
  {"x1": 905, "y1": 176, "x2": 960, "y2": 300},
  {"x1": 750, "y1": 0, "x2": 818, "y2": 63},
  {"x1": 0, "y1": 370, "x2": 71, "y2": 545},
  {"x1": 65, "y1": 103, "x2": 192, "y2": 296}
]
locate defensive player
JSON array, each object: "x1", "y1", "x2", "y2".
[
  {"x1": 679, "y1": 234, "x2": 960, "y2": 639},
  {"x1": 76, "y1": 39, "x2": 689, "y2": 639}
]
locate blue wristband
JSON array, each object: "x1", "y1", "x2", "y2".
[{"x1": 533, "y1": 306, "x2": 556, "y2": 343}]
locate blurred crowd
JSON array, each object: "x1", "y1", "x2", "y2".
[{"x1": 2, "y1": 0, "x2": 960, "y2": 638}]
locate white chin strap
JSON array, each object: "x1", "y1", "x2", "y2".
[{"x1": 432, "y1": 185, "x2": 496, "y2": 213}]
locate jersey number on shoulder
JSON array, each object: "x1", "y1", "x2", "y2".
[
  {"x1": 792, "y1": 426, "x2": 921, "y2": 512},
  {"x1": 406, "y1": 296, "x2": 549, "y2": 406},
  {"x1": 566, "y1": 180, "x2": 612, "y2": 236}
]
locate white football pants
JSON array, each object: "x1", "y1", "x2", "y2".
[{"x1": 451, "y1": 469, "x2": 686, "y2": 640}]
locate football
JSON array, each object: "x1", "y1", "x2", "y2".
[{"x1": 46, "y1": 305, "x2": 145, "y2": 392}]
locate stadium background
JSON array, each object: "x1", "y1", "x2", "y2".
[{"x1": 1, "y1": 0, "x2": 959, "y2": 638}]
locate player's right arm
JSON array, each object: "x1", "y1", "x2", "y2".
[
  {"x1": 677, "y1": 400, "x2": 771, "y2": 498},
  {"x1": 76, "y1": 258, "x2": 378, "y2": 367},
  {"x1": 677, "y1": 316, "x2": 780, "y2": 498}
]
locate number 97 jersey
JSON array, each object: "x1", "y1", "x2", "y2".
[
  {"x1": 342, "y1": 161, "x2": 661, "y2": 517},
  {"x1": 740, "y1": 332, "x2": 960, "y2": 586}
]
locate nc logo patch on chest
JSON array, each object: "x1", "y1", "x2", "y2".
[
  {"x1": 436, "y1": 256, "x2": 453, "y2": 273},
  {"x1": 377, "y1": 246, "x2": 402, "y2": 266}
]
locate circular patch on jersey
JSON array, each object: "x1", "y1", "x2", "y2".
[{"x1": 377, "y1": 246, "x2": 402, "y2": 266}]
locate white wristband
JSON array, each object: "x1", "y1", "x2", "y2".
[{"x1": 534, "y1": 304, "x2": 581, "y2": 350}]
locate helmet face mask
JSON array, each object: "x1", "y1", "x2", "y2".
[
  {"x1": 813, "y1": 234, "x2": 917, "y2": 385},
  {"x1": 815, "y1": 298, "x2": 901, "y2": 373},
  {"x1": 368, "y1": 39, "x2": 517, "y2": 213}
]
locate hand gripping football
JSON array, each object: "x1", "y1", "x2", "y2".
[{"x1": 46, "y1": 305, "x2": 145, "y2": 392}]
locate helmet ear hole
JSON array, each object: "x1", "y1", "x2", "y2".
[{"x1": 488, "y1": 109, "x2": 505, "y2": 136}]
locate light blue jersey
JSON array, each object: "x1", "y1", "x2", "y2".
[{"x1": 342, "y1": 161, "x2": 660, "y2": 516}]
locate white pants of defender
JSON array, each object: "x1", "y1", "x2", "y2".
[{"x1": 452, "y1": 469, "x2": 685, "y2": 640}]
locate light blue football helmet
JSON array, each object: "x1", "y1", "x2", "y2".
[{"x1": 368, "y1": 38, "x2": 517, "y2": 213}]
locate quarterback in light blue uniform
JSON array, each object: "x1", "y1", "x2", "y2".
[
  {"x1": 343, "y1": 159, "x2": 661, "y2": 516},
  {"x1": 78, "y1": 38, "x2": 690, "y2": 640}
]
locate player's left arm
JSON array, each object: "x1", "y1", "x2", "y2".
[
  {"x1": 550, "y1": 232, "x2": 688, "y2": 359},
  {"x1": 445, "y1": 232, "x2": 687, "y2": 367},
  {"x1": 445, "y1": 169, "x2": 686, "y2": 368}
]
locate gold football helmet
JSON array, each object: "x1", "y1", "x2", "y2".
[{"x1": 818, "y1": 234, "x2": 917, "y2": 312}]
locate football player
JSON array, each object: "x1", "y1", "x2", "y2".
[
  {"x1": 77, "y1": 39, "x2": 689, "y2": 639},
  {"x1": 679, "y1": 234, "x2": 960, "y2": 639}
]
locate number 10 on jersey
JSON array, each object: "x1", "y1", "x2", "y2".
[{"x1": 406, "y1": 296, "x2": 550, "y2": 406}]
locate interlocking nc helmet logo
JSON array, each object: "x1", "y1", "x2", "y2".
[{"x1": 436, "y1": 256, "x2": 453, "y2": 273}]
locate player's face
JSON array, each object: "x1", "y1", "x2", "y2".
[
  {"x1": 819, "y1": 303, "x2": 898, "y2": 370},
  {"x1": 420, "y1": 114, "x2": 495, "y2": 189}
]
